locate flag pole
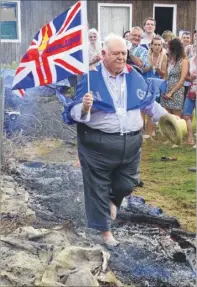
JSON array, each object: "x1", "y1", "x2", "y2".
[{"x1": 81, "y1": 0, "x2": 90, "y2": 92}]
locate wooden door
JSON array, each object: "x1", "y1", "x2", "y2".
[{"x1": 98, "y1": 4, "x2": 132, "y2": 42}]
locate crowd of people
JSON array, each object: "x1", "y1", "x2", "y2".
[
  {"x1": 87, "y1": 17, "x2": 196, "y2": 147},
  {"x1": 63, "y1": 18, "x2": 196, "y2": 247}
]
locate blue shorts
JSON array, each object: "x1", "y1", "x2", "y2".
[{"x1": 183, "y1": 97, "x2": 196, "y2": 116}]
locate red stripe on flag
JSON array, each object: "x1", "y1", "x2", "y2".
[
  {"x1": 54, "y1": 58, "x2": 83, "y2": 75},
  {"x1": 58, "y1": 1, "x2": 81, "y2": 35},
  {"x1": 19, "y1": 89, "x2": 25, "y2": 96},
  {"x1": 44, "y1": 30, "x2": 82, "y2": 56},
  {"x1": 16, "y1": 66, "x2": 25, "y2": 75},
  {"x1": 42, "y1": 56, "x2": 53, "y2": 84},
  {"x1": 46, "y1": 23, "x2": 53, "y2": 38}
]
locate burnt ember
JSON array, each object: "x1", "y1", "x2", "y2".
[{"x1": 12, "y1": 161, "x2": 196, "y2": 287}]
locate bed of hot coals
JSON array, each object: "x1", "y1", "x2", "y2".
[{"x1": 1, "y1": 161, "x2": 196, "y2": 287}]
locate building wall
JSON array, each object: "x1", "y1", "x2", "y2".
[
  {"x1": 89, "y1": 0, "x2": 196, "y2": 33},
  {"x1": 1, "y1": 0, "x2": 196, "y2": 64}
]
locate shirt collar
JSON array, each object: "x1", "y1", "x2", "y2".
[
  {"x1": 101, "y1": 62, "x2": 129, "y2": 78},
  {"x1": 142, "y1": 32, "x2": 156, "y2": 39}
]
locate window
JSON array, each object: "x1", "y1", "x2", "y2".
[
  {"x1": 0, "y1": 1, "x2": 21, "y2": 42},
  {"x1": 98, "y1": 4, "x2": 132, "y2": 42}
]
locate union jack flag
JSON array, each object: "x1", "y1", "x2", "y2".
[
  {"x1": 13, "y1": 88, "x2": 25, "y2": 98},
  {"x1": 12, "y1": 1, "x2": 88, "y2": 91}
]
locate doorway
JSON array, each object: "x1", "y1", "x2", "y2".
[{"x1": 153, "y1": 4, "x2": 177, "y2": 36}]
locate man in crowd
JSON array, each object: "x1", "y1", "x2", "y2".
[
  {"x1": 63, "y1": 34, "x2": 169, "y2": 247},
  {"x1": 181, "y1": 31, "x2": 191, "y2": 49},
  {"x1": 128, "y1": 26, "x2": 149, "y2": 70},
  {"x1": 141, "y1": 17, "x2": 156, "y2": 50},
  {"x1": 181, "y1": 31, "x2": 193, "y2": 99},
  {"x1": 185, "y1": 30, "x2": 196, "y2": 59}
]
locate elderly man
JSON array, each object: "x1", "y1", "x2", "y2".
[
  {"x1": 63, "y1": 34, "x2": 168, "y2": 247},
  {"x1": 128, "y1": 26, "x2": 149, "y2": 69}
]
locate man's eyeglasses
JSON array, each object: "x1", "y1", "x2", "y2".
[{"x1": 131, "y1": 34, "x2": 142, "y2": 39}]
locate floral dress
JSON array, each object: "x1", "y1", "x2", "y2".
[{"x1": 160, "y1": 60, "x2": 184, "y2": 111}]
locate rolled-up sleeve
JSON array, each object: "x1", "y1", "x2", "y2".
[
  {"x1": 142, "y1": 101, "x2": 168, "y2": 123},
  {"x1": 70, "y1": 103, "x2": 91, "y2": 122}
]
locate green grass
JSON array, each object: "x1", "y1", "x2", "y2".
[
  {"x1": 136, "y1": 135, "x2": 196, "y2": 232},
  {"x1": 2, "y1": 61, "x2": 19, "y2": 70}
]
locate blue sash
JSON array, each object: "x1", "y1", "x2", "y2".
[{"x1": 63, "y1": 63, "x2": 167, "y2": 124}]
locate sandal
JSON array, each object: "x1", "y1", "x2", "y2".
[{"x1": 160, "y1": 156, "x2": 177, "y2": 161}]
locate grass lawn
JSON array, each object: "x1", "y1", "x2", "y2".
[{"x1": 136, "y1": 136, "x2": 196, "y2": 233}]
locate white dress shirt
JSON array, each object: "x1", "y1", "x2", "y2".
[{"x1": 70, "y1": 63, "x2": 168, "y2": 133}]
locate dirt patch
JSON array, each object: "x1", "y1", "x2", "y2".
[{"x1": 15, "y1": 138, "x2": 79, "y2": 165}]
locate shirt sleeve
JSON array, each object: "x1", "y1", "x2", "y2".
[
  {"x1": 141, "y1": 101, "x2": 168, "y2": 123},
  {"x1": 141, "y1": 48, "x2": 149, "y2": 67},
  {"x1": 70, "y1": 103, "x2": 91, "y2": 122}
]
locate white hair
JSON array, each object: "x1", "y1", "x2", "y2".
[
  {"x1": 130, "y1": 26, "x2": 143, "y2": 34},
  {"x1": 88, "y1": 28, "x2": 99, "y2": 37},
  {"x1": 103, "y1": 33, "x2": 126, "y2": 51},
  {"x1": 88, "y1": 28, "x2": 102, "y2": 50}
]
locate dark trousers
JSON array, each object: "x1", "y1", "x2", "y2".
[{"x1": 77, "y1": 124, "x2": 143, "y2": 231}]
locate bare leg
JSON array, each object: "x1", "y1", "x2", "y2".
[
  {"x1": 141, "y1": 112, "x2": 146, "y2": 131},
  {"x1": 172, "y1": 109, "x2": 182, "y2": 117},
  {"x1": 110, "y1": 201, "x2": 117, "y2": 220},
  {"x1": 146, "y1": 115, "x2": 156, "y2": 137},
  {"x1": 184, "y1": 115, "x2": 194, "y2": 145}
]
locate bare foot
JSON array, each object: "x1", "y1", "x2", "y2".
[
  {"x1": 73, "y1": 159, "x2": 81, "y2": 167},
  {"x1": 101, "y1": 231, "x2": 120, "y2": 246},
  {"x1": 110, "y1": 201, "x2": 117, "y2": 220},
  {"x1": 187, "y1": 138, "x2": 195, "y2": 145}
]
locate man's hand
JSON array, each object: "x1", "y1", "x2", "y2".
[{"x1": 82, "y1": 92, "x2": 93, "y2": 113}]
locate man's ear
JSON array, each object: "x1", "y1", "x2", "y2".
[{"x1": 102, "y1": 50, "x2": 106, "y2": 57}]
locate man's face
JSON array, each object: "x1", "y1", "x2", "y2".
[
  {"x1": 144, "y1": 20, "x2": 155, "y2": 34},
  {"x1": 181, "y1": 33, "x2": 191, "y2": 46},
  {"x1": 102, "y1": 40, "x2": 127, "y2": 74},
  {"x1": 130, "y1": 29, "x2": 142, "y2": 45}
]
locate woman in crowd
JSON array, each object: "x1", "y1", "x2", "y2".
[
  {"x1": 161, "y1": 30, "x2": 175, "y2": 51},
  {"x1": 123, "y1": 30, "x2": 130, "y2": 41},
  {"x1": 183, "y1": 42, "x2": 196, "y2": 145},
  {"x1": 143, "y1": 36, "x2": 167, "y2": 138},
  {"x1": 123, "y1": 30, "x2": 132, "y2": 50},
  {"x1": 160, "y1": 38, "x2": 188, "y2": 117},
  {"x1": 88, "y1": 28, "x2": 102, "y2": 69},
  {"x1": 143, "y1": 36, "x2": 167, "y2": 79}
]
